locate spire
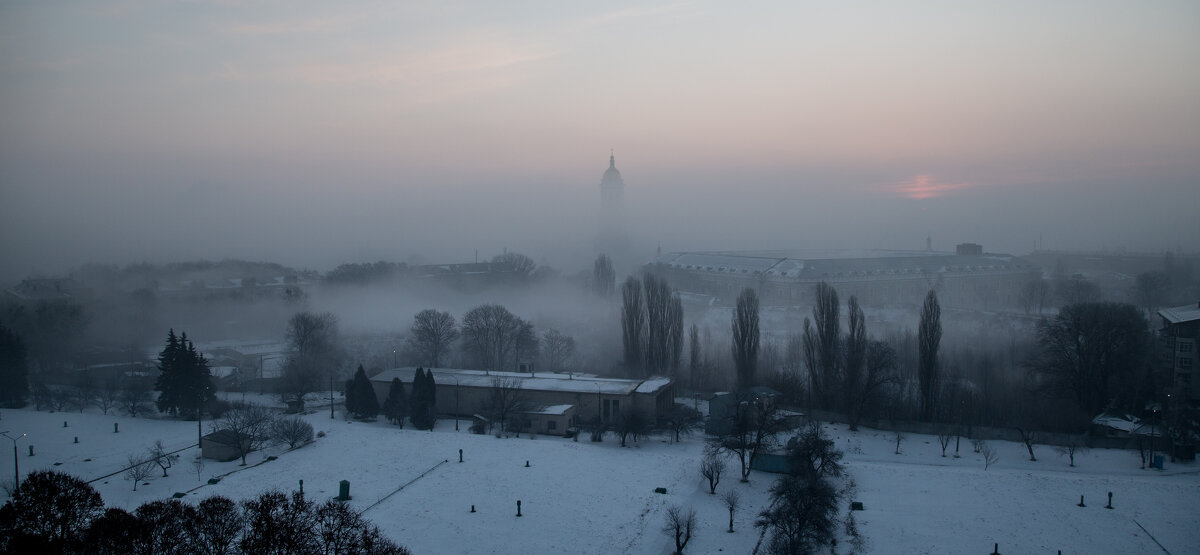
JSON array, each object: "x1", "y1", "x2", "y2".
[{"x1": 609, "y1": 149, "x2": 615, "y2": 168}]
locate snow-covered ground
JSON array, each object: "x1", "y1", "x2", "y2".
[{"x1": 2, "y1": 405, "x2": 1197, "y2": 554}]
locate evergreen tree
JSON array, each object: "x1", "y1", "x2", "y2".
[
  {"x1": 0, "y1": 323, "x2": 30, "y2": 408},
  {"x1": 154, "y1": 329, "x2": 182, "y2": 415},
  {"x1": 410, "y1": 368, "x2": 432, "y2": 429},
  {"x1": 343, "y1": 378, "x2": 357, "y2": 416},
  {"x1": 154, "y1": 330, "x2": 215, "y2": 418},
  {"x1": 424, "y1": 368, "x2": 437, "y2": 426},
  {"x1": 346, "y1": 365, "x2": 378, "y2": 419},
  {"x1": 383, "y1": 378, "x2": 408, "y2": 427}
]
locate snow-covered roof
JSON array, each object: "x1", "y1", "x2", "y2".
[
  {"x1": 652, "y1": 249, "x2": 1032, "y2": 281},
  {"x1": 528, "y1": 404, "x2": 574, "y2": 415},
  {"x1": 1159, "y1": 303, "x2": 1200, "y2": 325},
  {"x1": 1091, "y1": 413, "x2": 1139, "y2": 432},
  {"x1": 371, "y1": 368, "x2": 671, "y2": 396}
]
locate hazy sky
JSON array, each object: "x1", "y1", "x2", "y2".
[{"x1": 2, "y1": 1, "x2": 1197, "y2": 280}]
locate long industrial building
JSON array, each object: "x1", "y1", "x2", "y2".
[{"x1": 648, "y1": 243, "x2": 1039, "y2": 308}]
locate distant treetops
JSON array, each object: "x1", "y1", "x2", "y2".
[{"x1": 154, "y1": 328, "x2": 215, "y2": 419}]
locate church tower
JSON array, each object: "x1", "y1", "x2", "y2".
[{"x1": 596, "y1": 151, "x2": 631, "y2": 263}]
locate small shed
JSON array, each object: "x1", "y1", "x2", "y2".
[
  {"x1": 526, "y1": 404, "x2": 577, "y2": 436},
  {"x1": 201, "y1": 430, "x2": 250, "y2": 461}
]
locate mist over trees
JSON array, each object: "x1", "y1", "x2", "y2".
[
  {"x1": 918, "y1": 290, "x2": 942, "y2": 421},
  {"x1": 620, "y1": 274, "x2": 683, "y2": 378},
  {"x1": 281, "y1": 312, "x2": 344, "y2": 409},
  {"x1": 408, "y1": 309, "x2": 458, "y2": 368},
  {"x1": 731, "y1": 288, "x2": 760, "y2": 392}
]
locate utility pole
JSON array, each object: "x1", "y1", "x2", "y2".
[{"x1": 0, "y1": 432, "x2": 24, "y2": 487}]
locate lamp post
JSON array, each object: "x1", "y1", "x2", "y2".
[
  {"x1": 1, "y1": 431, "x2": 25, "y2": 487},
  {"x1": 455, "y1": 379, "x2": 460, "y2": 431}
]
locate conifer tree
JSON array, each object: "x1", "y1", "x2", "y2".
[
  {"x1": 347, "y1": 365, "x2": 378, "y2": 419},
  {"x1": 343, "y1": 378, "x2": 357, "y2": 417},
  {"x1": 383, "y1": 377, "x2": 408, "y2": 427},
  {"x1": 423, "y1": 368, "x2": 437, "y2": 426},
  {"x1": 0, "y1": 323, "x2": 31, "y2": 408},
  {"x1": 410, "y1": 368, "x2": 433, "y2": 429},
  {"x1": 154, "y1": 330, "x2": 215, "y2": 418}
]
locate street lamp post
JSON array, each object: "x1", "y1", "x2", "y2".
[
  {"x1": 1, "y1": 431, "x2": 25, "y2": 487},
  {"x1": 455, "y1": 380, "x2": 460, "y2": 431}
]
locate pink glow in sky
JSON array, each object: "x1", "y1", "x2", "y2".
[{"x1": 893, "y1": 175, "x2": 972, "y2": 200}]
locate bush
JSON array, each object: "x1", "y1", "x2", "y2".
[
  {"x1": 205, "y1": 398, "x2": 231, "y2": 419},
  {"x1": 272, "y1": 416, "x2": 314, "y2": 449}
]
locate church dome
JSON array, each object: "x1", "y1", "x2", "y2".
[{"x1": 600, "y1": 153, "x2": 625, "y2": 189}]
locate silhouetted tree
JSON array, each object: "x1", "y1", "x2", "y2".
[
  {"x1": 0, "y1": 470, "x2": 104, "y2": 553},
  {"x1": 709, "y1": 393, "x2": 787, "y2": 482},
  {"x1": 1030, "y1": 302, "x2": 1150, "y2": 415},
  {"x1": 461, "y1": 304, "x2": 522, "y2": 371},
  {"x1": 918, "y1": 290, "x2": 942, "y2": 421},
  {"x1": 214, "y1": 402, "x2": 275, "y2": 465},
  {"x1": 280, "y1": 312, "x2": 345, "y2": 410},
  {"x1": 613, "y1": 410, "x2": 650, "y2": 447},
  {"x1": 593, "y1": 254, "x2": 616, "y2": 297},
  {"x1": 383, "y1": 377, "x2": 408, "y2": 426},
  {"x1": 491, "y1": 252, "x2": 537, "y2": 279},
  {"x1": 662, "y1": 505, "x2": 697, "y2": 554},
  {"x1": 755, "y1": 425, "x2": 844, "y2": 555},
  {"x1": 540, "y1": 328, "x2": 577, "y2": 373},
  {"x1": 700, "y1": 452, "x2": 726, "y2": 494},
  {"x1": 239, "y1": 491, "x2": 317, "y2": 555},
  {"x1": 803, "y1": 282, "x2": 840, "y2": 411},
  {"x1": 485, "y1": 376, "x2": 529, "y2": 434},
  {"x1": 0, "y1": 323, "x2": 29, "y2": 407},
  {"x1": 345, "y1": 365, "x2": 379, "y2": 419},
  {"x1": 154, "y1": 330, "x2": 215, "y2": 418},
  {"x1": 408, "y1": 309, "x2": 458, "y2": 368},
  {"x1": 191, "y1": 496, "x2": 243, "y2": 555},
  {"x1": 621, "y1": 277, "x2": 645, "y2": 374},
  {"x1": 731, "y1": 288, "x2": 760, "y2": 392}
]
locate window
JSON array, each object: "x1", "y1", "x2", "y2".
[
  {"x1": 1180, "y1": 342, "x2": 1194, "y2": 353},
  {"x1": 1180, "y1": 357, "x2": 1194, "y2": 369},
  {"x1": 547, "y1": 421, "x2": 557, "y2": 431}
]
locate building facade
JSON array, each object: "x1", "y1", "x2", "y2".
[
  {"x1": 369, "y1": 367, "x2": 675, "y2": 436},
  {"x1": 1158, "y1": 303, "x2": 1200, "y2": 403},
  {"x1": 649, "y1": 244, "x2": 1039, "y2": 309}
]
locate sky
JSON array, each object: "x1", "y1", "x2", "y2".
[{"x1": 1, "y1": 1, "x2": 1198, "y2": 280}]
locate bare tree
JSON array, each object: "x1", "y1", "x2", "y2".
[
  {"x1": 593, "y1": 254, "x2": 615, "y2": 297},
  {"x1": 700, "y1": 451, "x2": 726, "y2": 494},
  {"x1": 847, "y1": 340, "x2": 898, "y2": 430},
  {"x1": 408, "y1": 309, "x2": 458, "y2": 368},
  {"x1": 1055, "y1": 437, "x2": 1089, "y2": 467},
  {"x1": 271, "y1": 416, "x2": 314, "y2": 449},
  {"x1": 124, "y1": 455, "x2": 154, "y2": 491},
  {"x1": 893, "y1": 431, "x2": 904, "y2": 455},
  {"x1": 662, "y1": 505, "x2": 697, "y2": 554},
  {"x1": 491, "y1": 252, "x2": 537, "y2": 279},
  {"x1": 95, "y1": 374, "x2": 121, "y2": 415},
  {"x1": 540, "y1": 329, "x2": 577, "y2": 373},
  {"x1": 918, "y1": 290, "x2": 942, "y2": 421},
  {"x1": 512, "y1": 320, "x2": 538, "y2": 371},
  {"x1": 214, "y1": 402, "x2": 275, "y2": 465},
  {"x1": 485, "y1": 377, "x2": 530, "y2": 434},
  {"x1": 281, "y1": 312, "x2": 345, "y2": 409},
  {"x1": 803, "y1": 282, "x2": 840, "y2": 411},
  {"x1": 938, "y1": 431, "x2": 952, "y2": 457},
  {"x1": 731, "y1": 288, "x2": 760, "y2": 392},
  {"x1": 192, "y1": 456, "x2": 205, "y2": 482},
  {"x1": 841, "y1": 296, "x2": 866, "y2": 425},
  {"x1": 613, "y1": 410, "x2": 650, "y2": 447},
  {"x1": 981, "y1": 443, "x2": 998, "y2": 470},
  {"x1": 1029, "y1": 302, "x2": 1150, "y2": 416},
  {"x1": 620, "y1": 277, "x2": 645, "y2": 374},
  {"x1": 120, "y1": 379, "x2": 154, "y2": 417},
  {"x1": 147, "y1": 439, "x2": 180, "y2": 477},
  {"x1": 710, "y1": 393, "x2": 786, "y2": 482},
  {"x1": 688, "y1": 324, "x2": 702, "y2": 390},
  {"x1": 665, "y1": 404, "x2": 702, "y2": 443},
  {"x1": 721, "y1": 489, "x2": 741, "y2": 533},
  {"x1": 1020, "y1": 278, "x2": 1052, "y2": 315},
  {"x1": 461, "y1": 304, "x2": 522, "y2": 371},
  {"x1": 1016, "y1": 427, "x2": 1039, "y2": 461}
]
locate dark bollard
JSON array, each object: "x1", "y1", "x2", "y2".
[
  {"x1": 114, "y1": 423, "x2": 119, "y2": 433},
  {"x1": 990, "y1": 542, "x2": 1000, "y2": 555},
  {"x1": 299, "y1": 480, "x2": 304, "y2": 496},
  {"x1": 459, "y1": 449, "x2": 463, "y2": 463},
  {"x1": 516, "y1": 500, "x2": 522, "y2": 517},
  {"x1": 1077, "y1": 495, "x2": 1085, "y2": 507},
  {"x1": 1106, "y1": 491, "x2": 1113, "y2": 509},
  {"x1": 470, "y1": 505, "x2": 476, "y2": 513},
  {"x1": 28, "y1": 445, "x2": 34, "y2": 456},
  {"x1": 525, "y1": 460, "x2": 530, "y2": 467},
  {"x1": 74, "y1": 437, "x2": 78, "y2": 444},
  {"x1": 63, "y1": 421, "x2": 68, "y2": 428}
]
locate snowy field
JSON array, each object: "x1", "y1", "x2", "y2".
[{"x1": 2, "y1": 404, "x2": 1198, "y2": 554}]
